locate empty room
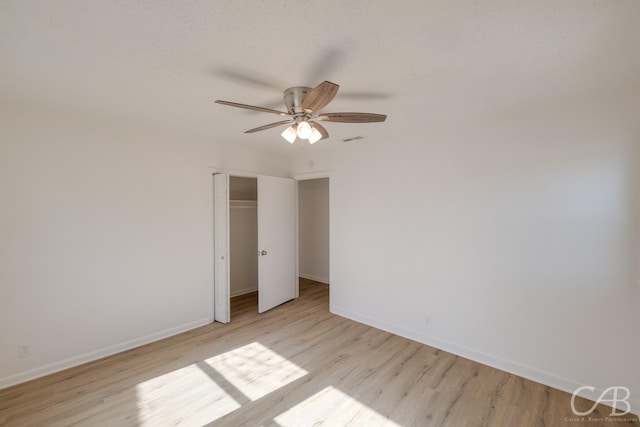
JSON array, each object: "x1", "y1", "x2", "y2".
[{"x1": 1, "y1": 1, "x2": 639, "y2": 426}]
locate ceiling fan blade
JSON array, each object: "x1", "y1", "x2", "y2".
[
  {"x1": 213, "y1": 68, "x2": 283, "y2": 92},
  {"x1": 244, "y1": 120, "x2": 292, "y2": 133},
  {"x1": 301, "y1": 81, "x2": 339, "y2": 113},
  {"x1": 307, "y1": 48, "x2": 345, "y2": 84},
  {"x1": 316, "y1": 112, "x2": 387, "y2": 123},
  {"x1": 338, "y1": 91, "x2": 390, "y2": 100},
  {"x1": 310, "y1": 121, "x2": 329, "y2": 140},
  {"x1": 215, "y1": 100, "x2": 290, "y2": 117}
]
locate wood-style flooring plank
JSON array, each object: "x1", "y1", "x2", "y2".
[{"x1": 0, "y1": 278, "x2": 637, "y2": 426}]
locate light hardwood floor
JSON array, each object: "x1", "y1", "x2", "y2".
[{"x1": 0, "y1": 278, "x2": 637, "y2": 426}]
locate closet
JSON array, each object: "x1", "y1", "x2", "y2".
[
  {"x1": 229, "y1": 176, "x2": 258, "y2": 310},
  {"x1": 214, "y1": 173, "x2": 297, "y2": 323}
]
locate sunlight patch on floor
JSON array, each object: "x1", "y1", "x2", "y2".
[
  {"x1": 135, "y1": 342, "x2": 308, "y2": 425},
  {"x1": 203, "y1": 341, "x2": 308, "y2": 401},
  {"x1": 135, "y1": 363, "x2": 240, "y2": 426},
  {"x1": 274, "y1": 386, "x2": 401, "y2": 427}
]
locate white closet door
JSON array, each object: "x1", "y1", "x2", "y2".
[
  {"x1": 213, "y1": 174, "x2": 230, "y2": 323},
  {"x1": 258, "y1": 175, "x2": 297, "y2": 313}
]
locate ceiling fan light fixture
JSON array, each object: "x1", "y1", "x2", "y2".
[
  {"x1": 215, "y1": 80, "x2": 387, "y2": 146},
  {"x1": 296, "y1": 121, "x2": 312, "y2": 139},
  {"x1": 308, "y1": 127, "x2": 322, "y2": 144},
  {"x1": 281, "y1": 126, "x2": 297, "y2": 144}
]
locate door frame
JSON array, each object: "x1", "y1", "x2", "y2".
[
  {"x1": 210, "y1": 168, "x2": 300, "y2": 322},
  {"x1": 213, "y1": 173, "x2": 230, "y2": 323}
]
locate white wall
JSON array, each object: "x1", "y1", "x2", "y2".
[
  {"x1": 298, "y1": 178, "x2": 330, "y2": 284},
  {"x1": 0, "y1": 103, "x2": 289, "y2": 388},
  {"x1": 292, "y1": 94, "x2": 640, "y2": 412},
  {"x1": 3, "y1": 90, "x2": 638, "y2": 415}
]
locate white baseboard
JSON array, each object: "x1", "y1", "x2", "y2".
[
  {"x1": 330, "y1": 304, "x2": 639, "y2": 416},
  {"x1": 0, "y1": 318, "x2": 210, "y2": 391},
  {"x1": 299, "y1": 273, "x2": 329, "y2": 284},
  {"x1": 231, "y1": 286, "x2": 258, "y2": 297}
]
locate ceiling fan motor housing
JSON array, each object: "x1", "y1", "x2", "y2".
[{"x1": 284, "y1": 86, "x2": 312, "y2": 115}]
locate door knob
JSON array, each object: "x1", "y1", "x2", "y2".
[{"x1": 261, "y1": 250, "x2": 268, "y2": 256}]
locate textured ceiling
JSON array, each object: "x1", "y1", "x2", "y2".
[{"x1": 2, "y1": 1, "x2": 639, "y2": 156}]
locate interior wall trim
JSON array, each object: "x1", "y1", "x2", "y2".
[
  {"x1": 293, "y1": 170, "x2": 331, "y2": 181},
  {"x1": 299, "y1": 273, "x2": 329, "y2": 284},
  {"x1": 0, "y1": 318, "x2": 210, "y2": 391},
  {"x1": 330, "y1": 304, "x2": 639, "y2": 414},
  {"x1": 208, "y1": 167, "x2": 289, "y2": 179},
  {"x1": 230, "y1": 287, "x2": 258, "y2": 298}
]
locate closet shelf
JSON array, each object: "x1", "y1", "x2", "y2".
[{"x1": 230, "y1": 200, "x2": 257, "y2": 208}]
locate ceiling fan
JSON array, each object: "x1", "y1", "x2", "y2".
[{"x1": 215, "y1": 81, "x2": 386, "y2": 144}]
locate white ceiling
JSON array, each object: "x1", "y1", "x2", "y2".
[{"x1": 2, "y1": 1, "x2": 639, "y2": 156}]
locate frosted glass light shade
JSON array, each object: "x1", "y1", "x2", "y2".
[
  {"x1": 308, "y1": 127, "x2": 322, "y2": 144},
  {"x1": 281, "y1": 126, "x2": 297, "y2": 143},
  {"x1": 296, "y1": 121, "x2": 312, "y2": 139}
]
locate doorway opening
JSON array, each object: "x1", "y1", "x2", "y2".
[
  {"x1": 214, "y1": 173, "x2": 298, "y2": 323},
  {"x1": 297, "y1": 177, "x2": 330, "y2": 302}
]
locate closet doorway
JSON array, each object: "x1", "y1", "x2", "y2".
[
  {"x1": 213, "y1": 174, "x2": 297, "y2": 323},
  {"x1": 229, "y1": 176, "x2": 259, "y2": 316}
]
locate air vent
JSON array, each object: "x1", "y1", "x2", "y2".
[{"x1": 342, "y1": 136, "x2": 365, "y2": 142}]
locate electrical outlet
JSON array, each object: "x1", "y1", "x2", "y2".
[{"x1": 18, "y1": 344, "x2": 31, "y2": 358}]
